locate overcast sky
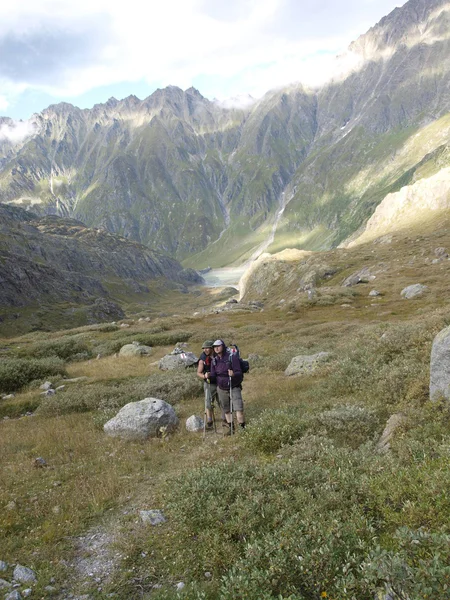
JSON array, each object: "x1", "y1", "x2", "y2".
[{"x1": 0, "y1": 0, "x2": 404, "y2": 120}]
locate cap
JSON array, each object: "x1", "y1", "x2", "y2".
[
  {"x1": 213, "y1": 339, "x2": 224, "y2": 347},
  {"x1": 202, "y1": 340, "x2": 214, "y2": 349}
]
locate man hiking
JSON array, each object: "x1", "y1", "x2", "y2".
[
  {"x1": 197, "y1": 340, "x2": 218, "y2": 430},
  {"x1": 210, "y1": 339, "x2": 245, "y2": 434}
]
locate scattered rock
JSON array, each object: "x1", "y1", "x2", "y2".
[
  {"x1": 430, "y1": 324, "x2": 450, "y2": 401},
  {"x1": 0, "y1": 579, "x2": 12, "y2": 590},
  {"x1": 41, "y1": 389, "x2": 55, "y2": 397},
  {"x1": 435, "y1": 247, "x2": 448, "y2": 258},
  {"x1": 120, "y1": 323, "x2": 130, "y2": 329},
  {"x1": 1, "y1": 394, "x2": 15, "y2": 400},
  {"x1": 103, "y1": 398, "x2": 179, "y2": 440},
  {"x1": 400, "y1": 284, "x2": 428, "y2": 299},
  {"x1": 369, "y1": 290, "x2": 381, "y2": 297},
  {"x1": 118, "y1": 343, "x2": 152, "y2": 357},
  {"x1": 176, "y1": 582, "x2": 185, "y2": 591},
  {"x1": 185, "y1": 415, "x2": 204, "y2": 432},
  {"x1": 0, "y1": 562, "x2": 7, "y2": 572},
  {"x1": 13, "y1": 565, "x2": 37, "y2": 584},
  {"x1": 5, "y1": 591, "x2": 22, "y2": 600},
  {"x1": 342, "y1": 267, "x2": 375, "y2": 287},
  {"x1": 159, "y1": 352, "x2": 198, "y2": 371},
  {"x1": 39, "y1": 381, "x2": 53, "y2": 391},
  {"x1": 22, "y1": 590, "x2": 32, "y2": 598},
  {"x1": 139, "y1": 510, "x2": 166, "y2": 526},
  {"x1": 34, "y1": 457, "x2": 48, "y2": 468},
  {"x1": 377, "y1": 413, "x2": 407, "y2": 453},
  {"x1": 225, "y1": 298, "x2": 238, "y2": 304},
  {"x1": 285, "y1": 352, "x2": 330, "y2": 377}
]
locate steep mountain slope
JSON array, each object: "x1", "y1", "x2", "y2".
[
  {"x1": 0, "y1": 204, "x2": 201, "y2": 314},
  {"x1": 0, "y1": 0, "x2": 449, "y2": 266}
]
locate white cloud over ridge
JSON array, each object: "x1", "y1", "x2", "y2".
[{"x1": 0, "y1": 0, "x2": 404, "y2": 117}]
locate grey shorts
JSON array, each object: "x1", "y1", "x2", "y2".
[
  {"x1": 204, "y1": 381, "x2": 217, "y2": 410},
  {"x1": 217, "y1": 386, "x2": 244, "y2": 413}
]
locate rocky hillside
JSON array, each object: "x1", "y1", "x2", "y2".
[
  {"x1": 0, "y1": 204, "x2": 201, "y2": 316},
  {"x1": 0, "y1": 0, "x2": 449, "y2": 266}
]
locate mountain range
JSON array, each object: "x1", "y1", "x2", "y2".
[{"x1": 0, "y1": 0, "x2": 449, "y2": 272}]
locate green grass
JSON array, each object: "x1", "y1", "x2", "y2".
[{"x1": 3, "y1": 219, "x2": 450, "y2": 598}]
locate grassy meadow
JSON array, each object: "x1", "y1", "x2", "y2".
[{"x1": 2, "y1": 218, "x2": 450, "y2": 599}]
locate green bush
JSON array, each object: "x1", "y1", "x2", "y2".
[
  {"x1": 16, "y1": 337, "x2": 92, "y2": 361},
  {"x1": 243, "y1": 409, "x2": 311, "y2": 453},
  {"x1": 0, "y1": 357, "x2": 67, "y2": 393},
  {"x1": 37, "y1": 371, "x2": 201, "y2": 417},
  {"x1": 312, "y1": 404, "x2": 380, "y2": 447},
  {"x1": 93, "y1": 331, "x2": 194, "y2": 357}
]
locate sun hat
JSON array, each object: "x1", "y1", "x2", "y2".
[{"x1": 202, "y1": 340, "x2": 214, "y2": 349}]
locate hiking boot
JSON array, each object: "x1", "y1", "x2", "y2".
[
  {"x1": 238, "y1": 422, "x2": 246, "y2": 430},
  {"x1": 222, "y1": 420, "x2": 229, "y2": 427},
  {"x1": 206, "y1": 420, "x2": 214, "y2": 430}
]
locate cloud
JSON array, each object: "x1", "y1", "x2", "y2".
[
  {"x1": 0, "y1": 119, "x2": 37, "y2": 143},
  {"x1": 0, "y1": 0, "x2": 403, "y2": 114}
]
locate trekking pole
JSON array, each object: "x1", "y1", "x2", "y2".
[
  {"x1": 211, "y1": 386, "x2": 217, "y2": 433},
  {"x1": 229, "y1": 375, "x2": 234, "y2": 436},
  {"x1": 202, "y1": 385, "x2": 208, "y2": 441}
]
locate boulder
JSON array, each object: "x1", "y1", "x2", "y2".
[
  {"x1": 186, "y1": 415, "x2": 204, "y2": 432},
  {"x1": 342, "y1": 267, "x2": 375, "y2": 287},
  {"x1": 430, "y1": 325, "x2": 450, "y2": 401},
  {"x1": 0, "y1": 579, "x2": 12, "y2": 590},
  {"x1": 103, "y1": 398, "x2": 179, "y2": 440},
  {"x1": 285, "y1": 352, "x2": 330, "y2": 376},
  {"x1": 119, "y1": 342, "x2": 152, "y2": 357},
  {"x1": 159, "y1": 352, "x2": 198, "y2": 370},
  {"x1": 400, "y1": 284, "x2": 428, "y2": 299},
  {"x1": 369, "y1": 290, "x2": 381, "y2": 297}
]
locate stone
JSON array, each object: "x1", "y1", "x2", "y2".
[
  {"x1": 185, "y1": 415, "x2": 204, "y2": 432},
  {"x1": 139, "y1": 510, "x2": 166, "y2": 526},
  {"x1": 377, "y1": 413, "x2": 407, "y2": 453},
  {"x1": 103, "y1": 398, "x2": 179, "y2": 440},
  {"x1": 22, "y1": 591, "x2": 32, "y2": 598},
  {"x1": 176, "y1": 582, "x2": 185, "y2": 591},
  {"x1": 342, "y1": 267, "x2": 375, "y2": 287},
  {"x1": 33, "y1": 457, "x2": 47, "y2": 468},
  {"x1": 430, "y1": 325, "x2": 450, "y2": 401},
  {"x1": 120, "y1": 323, "x2": 130, "y2": 328},
  {"x1": 0, "y1": 579, "x2": 12, "y2": 590},
  {"x1": 285, "y1": 352, "x2": 330, "y2": 377},
  {"x1": 0, "y1": 561, "x2": 7, "y2": 571},
  {"x1": 369, "y1": 290, "x2": 381, "y2": 297},
  {"x1": 1, "y1": 394, "x2": 15, "y2": 400},
  {"x1": 159, "y1": 352, "x2": 198, "y2": 370},
  {"x1": 41, "y1": 389, "x2": 55, "y2": 397},
  {"x1": 39, "y1": 381, "x2": 52, "y2": 391},
  {"x1": 400, "y1": 284, "x2": 428, "y2": 299},
  {"x1": 13, "y1": 565, "x2": 37, "y2": 584},
  {"x1": 118, "y1": 343, "x2": 152, "y2": 357},
  {"x1": 5, "y1": 591, "x2": 22, "y2": 600},
  {"x1": 434, "y1": 247, "x2": 448, "y2": 258}
]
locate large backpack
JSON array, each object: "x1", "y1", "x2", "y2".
[{"x1": 228, "y1": 344, "x2": 250, "y2": 377}]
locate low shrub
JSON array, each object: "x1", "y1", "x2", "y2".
[
  {"x1": 37, "y1": 371, "x2": 201, "y2": 417},
  {"x1": 0, "y1": 357, "x2": 67, "y2": 393},
  {"x1": 312, "y1": 404, "x2": 380, "y2": 447},
  {"x1": 16, "y1": 337, "x2": 92, "y2": 361},
  {"x1": 243, "y1": 408, "x2": 311, "y2": 453}
]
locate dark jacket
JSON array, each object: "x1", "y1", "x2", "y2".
[
  {"x1": 199, "y1": 351, "x2": 216, "y2": 384},
  {"x1": 210, "y1": 351, "x2": 242, "y2": 390}
]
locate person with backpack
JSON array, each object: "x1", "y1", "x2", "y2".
[
  {"x1": 210, "y1": 339, "x2": 245, "y2": 434},
  {"x1": 197, "y1": 340, "x2": 218, "y2": 430}
]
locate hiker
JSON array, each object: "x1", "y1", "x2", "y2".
[
  {"x1": 210, "y1": 339, "x2": 245, "y2": 434},
  {"x1": 197, "y1": 340, "x2": 219, "y2": 430}
]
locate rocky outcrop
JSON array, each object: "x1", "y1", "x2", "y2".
[
  {"x1": 119, "y1": 342, "x2": 152, "y2": 357},
  {"x1": 401, "y1": 284, "x2": 428, "y2": 299},
  {"x1": 0, "y1": 205, "x2": 202, "y2": 310}
]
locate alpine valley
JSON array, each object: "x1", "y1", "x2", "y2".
[{"x1": 1, "y1": 0, "x2": 449, "y2": 269}]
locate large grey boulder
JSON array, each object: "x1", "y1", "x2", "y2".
[
  {"x1": 159, "y1": 352, "x2": 198, "y2": 370},
  {"x1": 400, "y1": 284, "x2": 428, "y2": 299},
  {"x1": 430, "y1": 325, "x2": 450, "y2": 401},
  {"x1": 285, "y1": 352, "x2": 330, "y2": 376},
  {"x1": 119, "y1": 342, "x2": 152, "y2": 357},
  {"x1": 103, "y1": 398, "x2": 179, "y2": 440}
]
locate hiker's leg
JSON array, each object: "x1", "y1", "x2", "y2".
[
  {"x1": 217, "y1": 387, "x2": 231, "y2": 422},
  {"x1": 231, "y1": 387, "x2": 245, "y2": 425}
]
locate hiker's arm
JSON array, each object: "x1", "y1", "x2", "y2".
[{"x1": 197, "y1": 359, "x2": 206, "y2": 380}]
